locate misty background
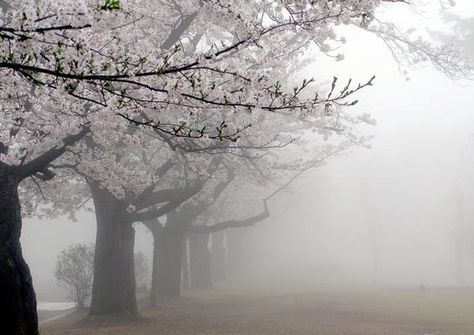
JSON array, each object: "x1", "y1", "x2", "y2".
[{"x1": 22, "y1": 1, "x2": 474, "y2": 302}]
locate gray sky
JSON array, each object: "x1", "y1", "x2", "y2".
[{"x1": 241, "y1": 1, "x2": 474, "y2": 286}]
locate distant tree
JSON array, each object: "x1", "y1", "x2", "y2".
[
  {"x1": 134, "y1": 252, "x2": 149, "y2": 292},
  {"x1": 54, "y1": 244, "x2": 94, "y2": 309}
]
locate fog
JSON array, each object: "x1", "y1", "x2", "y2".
[
  {"x1": 5, "y1": 1, "x2": 474, "y2": 334},
  {"x1": 22, "y1": 5, "x2": 474, "y2": 298},
  {"x1": 240, "y1": 7, "x2": 474, "y2": 286}
]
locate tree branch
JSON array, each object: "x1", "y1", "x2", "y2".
[
  {"x1": 18, "y1": 126, "x2": 90, "y2": 180},
  {"x1": 133, "y1": 183, "x2": 202, "y2": 211},
  {"x1": 187, "y1": 199, "x2": 269, "y2": 234},
  {"x1": 161, "y1": 12, "x2": 198, "y2": 50}
]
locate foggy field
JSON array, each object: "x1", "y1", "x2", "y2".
[{"x1": 41, "y1": 282, "x2": 474, "y2": 335}]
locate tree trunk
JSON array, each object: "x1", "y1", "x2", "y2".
[
  {"x1": 226, "y1": 229, "x2": 246, "y2": 278},
  {"x1": 150, "y1": 226, "x2": 159, "y2": 305},
  {"x1": 150, "y1": 225, "x2": 185, "y2": 303},
  {"x1": 182, "y1": 236, "x2": 190, "y2": 290},
  {"x1": 211, "y1": 231, "x2": 227, "y2": 282},
  {"x1": 189, "y1": 233, "x2": 212, "y2": 289},
  {"x1": 89, "y1": 184, "x2": 137, "y2": 315},
  {"x1": 0, "y1": 163, "x2": 39, "y2": 335}
]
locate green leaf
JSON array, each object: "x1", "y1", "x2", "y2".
[{"x1": 98, "y1": 0, "x2": 121, "y2": 11}]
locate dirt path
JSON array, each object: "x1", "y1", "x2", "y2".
[{"x1": 41, "y1": 284, "x2": 474, "y2": 335}]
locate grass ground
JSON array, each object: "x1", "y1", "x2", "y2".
[{"x1": 41, "y1": 282, "x2": 474, "y2": 334}]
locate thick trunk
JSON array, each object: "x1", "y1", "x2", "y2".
[
  {"x1": 189, "y1": 233, "x2": 212, "y2": 289},
  {"x1": 182, "y1": 236, "x2": 190, "y2": 290},
  {"x1": 211, "y1": 231, "x2": 227, "y2": 282},
  {"x1": 89, "y1": 185, "x2": 137, "y2": 315},
  {"x1": 150, "y1": 227, "x2": 159, "y2": 305},
  {"x1": 226, "y1": 229, "x2": 246, "y2": 278},
  {"x1": 151, "y1": 225, "x2": 185, "y2": 302},
  {"x1": 0, "y1": 163, "x2": 38, "y2": 335}
]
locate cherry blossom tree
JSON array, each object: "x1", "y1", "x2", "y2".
[
  {"x1": 144, "y1": 135, "x2": 359, "y2": 299},
  {"x1": 0, "y1": 1, "x2": 468, "y2": 334},
  {"x1": 134, "y1": 252, "x2": 149, "y2": 291}
]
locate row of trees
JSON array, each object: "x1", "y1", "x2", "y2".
[
  {"x1": 55, "y1": 229, "x2": 254, "y2": 310},
  {"x1": 0, "y1": 1, "x2": 469, "y2": 334}
]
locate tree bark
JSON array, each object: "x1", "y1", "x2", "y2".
[
  {"x1": 226, "y1": 229, "x2": 246, "y2": 278},
  {"x1": 182, "y1": 236, "x2": 190, "y2": 290},
  {"x1": 211, "y1": 231, "x2": 227, "y2": 282},
  {"x1": 0, "y1": 163, "x2": 39, "y2": 335},
  {"x1": 150, "y1": 224, "x2": 160, "y2": 306},
  {"x1": 189, "y1": 233, "x2": 212, "y2": 289},
  {"x1": 150, "y1": 222, "x2": 185, "y2": 303},
  {"x1": 89, "y1": 184, "x2": 137, "y2": 315}
]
